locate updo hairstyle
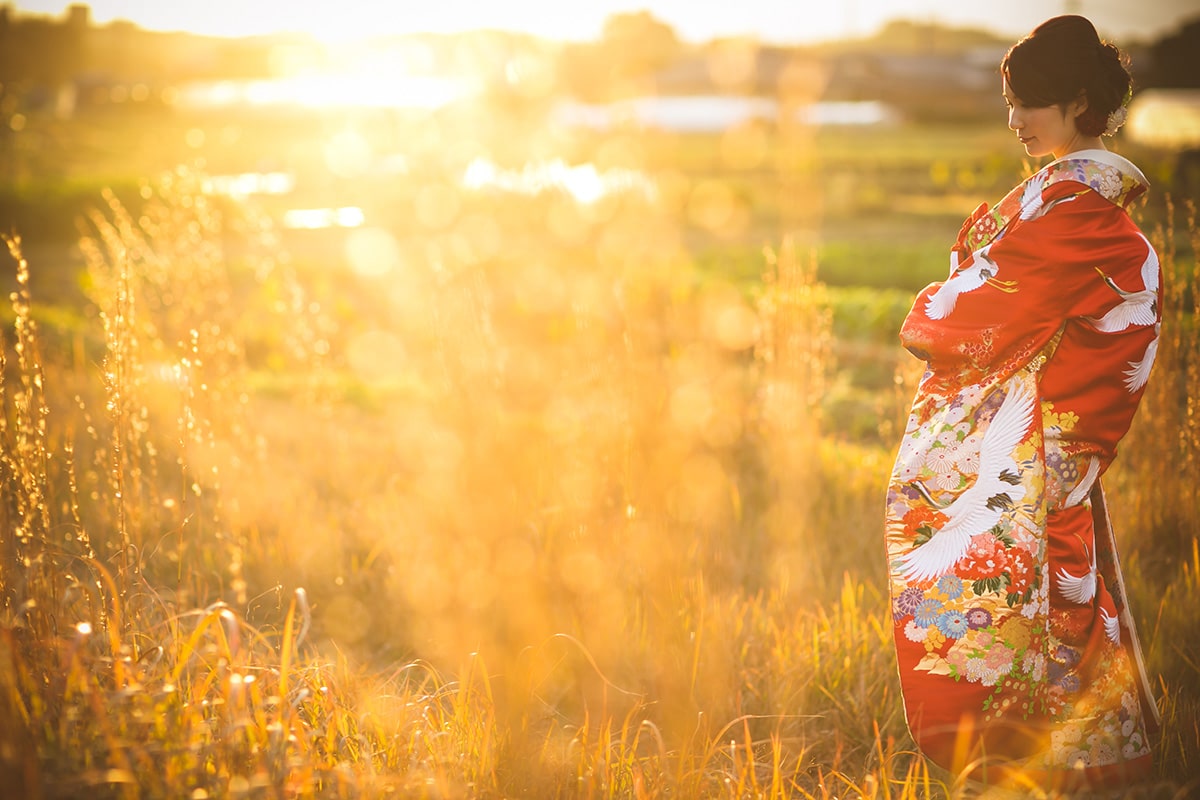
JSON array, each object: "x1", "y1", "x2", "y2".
[{"x1": 1001, "y1": 15, "x2": 1132, "y2": 137}]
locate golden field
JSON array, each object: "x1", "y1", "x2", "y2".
[{"x1": 1, "y1": 93, "x2": 1198, "y2": 798}]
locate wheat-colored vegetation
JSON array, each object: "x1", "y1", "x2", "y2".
[{"x1": 1, "y1": 113, "x2": 1198, "y2": 800}]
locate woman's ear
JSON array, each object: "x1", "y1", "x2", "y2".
[{"x1": 1069, "y1": 91, "x2": 1090, "y2": 120}]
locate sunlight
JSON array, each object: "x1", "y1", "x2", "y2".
[
  {"x1": 281, "y1": 207, "x2": 365, "y2": 229},
  {"x1": 1126, "y1": 89, "x2": 1200, "y2": 149},
  {"x1": 7, "y1": 3, "x2": 1198, "y2": 796},
  {"x1": 177, "y1": 73, "x2": 471, "y2": 111},
  {"x1": 324, "y1": 131, "x2": 373, "y2": 179},
  {"x1": 344, "y1": 228, "x2": 401, "y2": 277},
  {"x1": 28, "y1": 0, "x2": 899, "y2": 44},
  {"x1": 202, "y1": 172, "x2": 295, "y2": 198},
  {"x1": 461, "y1": 157, "x2": 657, "y2": 204},
  {"x1": 559, "y1": 164, "x2": 605, "y2": 205}
]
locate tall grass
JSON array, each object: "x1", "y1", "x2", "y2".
[
  {"x1": 1110, "y1": 199, "x2": 1200, "y2": 787},
  {"x1": 0, "y1": 168, "x2": 1197, "y2": 799}
]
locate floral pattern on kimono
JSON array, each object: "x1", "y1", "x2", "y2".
[{"x1": 886, "y1": 150, "x2": 1160, "y2": 786}]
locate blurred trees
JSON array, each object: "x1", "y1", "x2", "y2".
[
  {"x1": 1141, "y1": 15, "x2": 1200, "y2": 89},
  {"x1": 0, "y1": 4, "x2": 86, "y2": 102},
  {"x1": 601, "y1": 11, "x2": 682, "y2": 80},
  {"x1": 558, "y1": 11, "x2": 685, "y2": 101},
  {"x1": 0, "y1": 4, "x2": 1196, "y2": 122}
]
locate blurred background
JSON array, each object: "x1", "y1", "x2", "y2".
[
  {"x1": 3, "y1": 1, "x2": 1199, "y2": 268},
  {"x1": 1, "y1": 1, "x2": 1199, "y2": 796}
]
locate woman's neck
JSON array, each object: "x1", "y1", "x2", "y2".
[{"x1": 1053, "y1": 134, "x2": 1105, "y2": 160}]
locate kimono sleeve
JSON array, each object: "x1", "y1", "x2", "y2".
[
  {"x1": 987, "y1": 186, "x2": 1156, "y2": 324},
  {"x1": 902, "y1": 184, "x2": 1151, "y2": 374}
]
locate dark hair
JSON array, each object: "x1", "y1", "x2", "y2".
[{"x1": 1001, "y1": 15, "x2": 1131, "y2": 136}]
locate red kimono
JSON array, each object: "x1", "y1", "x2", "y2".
[{"x1": 885, "y1": 150, "x2": 1160, "y2": 788}]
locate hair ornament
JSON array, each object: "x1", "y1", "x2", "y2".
[{"x1": 1103, "y1": 85, "x2": 1134, "y2": 137}]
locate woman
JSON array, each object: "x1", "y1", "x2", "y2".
[{"x1": 884, "y1": 16, "x2": 1160, "y2": 791}]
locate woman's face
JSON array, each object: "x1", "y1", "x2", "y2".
[{"x1": 1002, "y1": 79, "x2": 1088, "y2": 159}]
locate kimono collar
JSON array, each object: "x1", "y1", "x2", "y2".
[
  {"x1": 961, "y1": 150, "x2": 1150, "y2": 253},
  {"x1": 1045, "y1": 149, "x2": 1150, "y2": 210}
]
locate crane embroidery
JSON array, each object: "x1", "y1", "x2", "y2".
[
  {"x1": 925, "y1": 245, "x2": 1019, "y2": 320},
  {"x1": 896, "y1": 377, "x2": 1036, "y2": 582}
]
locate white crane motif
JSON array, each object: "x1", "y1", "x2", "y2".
[
  {"x1": 1086, "y1": 234, "x2": 1159, "y2": 333},
  {"x1": 1101, "y1": 607, "x2": 1121, "y2": 644},
  {"x1": 1123, "y1": 322, "x2": 1160, "y2": 394},
  {"x1": 1056, "y1": 535, "x2": 1097, "y2": 605},
  {"x1": 1062, "y1": 456, "x2": 1100, "y2": 509},
  {"x1": 1018, "y1": 173, "x2": 1079, "y2": 223},
  {"x1": 897, "y1": 378, "x2": 1036, "y2": 582},
  {"x1": 1018, "y1": 173, "x2": 1047, "y2": 220},
  {"x1": 925, "y1": 245, "x2": 1019, "y2": 320}
]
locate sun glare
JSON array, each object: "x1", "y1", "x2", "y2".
[
  {"x1": 461, "y1": 158, "x2": 657, "y2": 205},
  {"x1": 47, "y1": 0, "x2": 604, "y2": 42},
  {"x1": 179, "y1": 73, "x2": 471, "y2": 112},
  {"x1": 281, "y1": 207, "x2": 365, "y2": 229},
  {"x1": 6, "y1": 0, "x2": 1198, "y2": 796}
]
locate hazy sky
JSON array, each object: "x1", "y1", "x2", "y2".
[{"x1": 10, "y1": 0, "x2": 1199, "y2": 44}]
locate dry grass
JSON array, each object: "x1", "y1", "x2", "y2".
[{"x1": 0, "y1": 167, "x2": 1197, "y2": 799}]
